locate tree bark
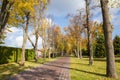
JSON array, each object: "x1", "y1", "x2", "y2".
[
  {"x1": 21, "y1": 12, "x2": 30, "y2": 66},
  {"x1": 0, "y1": 0, "x2": 13, "y2": 37},
  {"x1": 74, "y1": 49, "x2": 77, "y2": 57},
  {"x1": 76, "y1": 40, "x2": 80, "y2": 58},
  {"x1": 85, "y1": 0, "x2": 93, "y2": 65},
  {"x1": 48, "y1": 48, "x2": 51, "y2": 59},
  {"x1": 100, "y1": 0, "x2": 118, "y2": 79},
  {"x1": 28, "y1": 36, "x2": 35, "y2": 48},
  {"x1": 47, "y1": 29, "x2": 51, "y2": 59},
  {"x1": 61, "y1": 50, "x2": 64, "y2": 56},
  {"x1": 42, "y1": 37, "x2": 47, "y2": 59},
  {"x1": 34, "y1": 34, "x2": 39, "y2": 62},
  {"x1": 79, "y1": 39, "x2": 82, "y2": 59},
  {"x1": 21, "y1": 25, "x2": 27, "y2": 66},
  {"x1": 77, "y1": 47, "x2": 80, "y2": 58}
]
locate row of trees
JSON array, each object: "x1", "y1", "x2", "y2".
[
  {"x1": 51, "y1": 0, "x2": 120, "y2": 79},
  {"x1": 0, "y1": 0, "x2": 50, "y2": 66},
  {"x1": 86, "y1": 0, "x2": 119, "y2": 79},
  {"x1": 0, "y1": 0, "x2": 120, "y2": 79},
  {"x1": 0, "y1": 0, "x2": 65, "y2": 64}
]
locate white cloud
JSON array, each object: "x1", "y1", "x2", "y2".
[
  {"x1": 7, "y1": 35, "x2": 14, "y2": 40},
  {"x1": 3, "y1": 26, "x2": 43, "y2": 49},
  {"x1": 16, "y1": 36, "x2": 23, "y2": 47},
  {"x1": 47, "y1": 0, "x2": 85, "y2": 17},
  {"x1": 9, "y1": 27, "x2": 22, "y2": 33},
  {"x1": 5, "y1": 34, "x2": 43, "y2": 49},
  {"x1": 2, "y1": 27, "x2": 22, "y2": 47}
]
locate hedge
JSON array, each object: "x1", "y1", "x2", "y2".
[{"x1": 0, "y1": 46, "x2": 35, "y2": 64}]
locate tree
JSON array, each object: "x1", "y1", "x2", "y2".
[
  {"x1": 28, "y1": 0, "x2": 49, "y2": 62},
  {"x1": 91, "y1": 22, "x2": 105, "y2": 57},
  {"x1": 21, "y1": 11, "x2": 30, "y2": 66},
  {"x1": 95, "y1": 34, "x2": 105, "y2": 57},
  {"x1": 0, "y1": 0, "x2": 14, "y2": 44},
  {"x1": 46, "y1": 20, "x2": 55, "y2": 58},
  {"x1": 39, "y1": 18, "x2": 50, "y2": 59},
  {"x1": 50, "y1": 25, "x2": 62, "y2": 57},
  {"x1": 100, "y1": 0, "x2": 118, "y2": 79},
  {"x1": 113, "y1": 35, "x2": 120, "y2": 55},
  {"x1": 67, "y1": 10, "x2": 86, "y2": 59},
  {"x1": 47, "y1": 26, "x2": 52, "y2": 58},
  {"x1": 85, "y1": 0, "x2": 94, "y2": 65},
  {"x1": 28, "y1": 16, "x2": 39, "y2": 62},
  {"x1": 0, "y1": 0, "x2": 14, "y2": 36},
  {"x1": 58, "y1": 35, "x2": 65, "y2": 56},
  {"x1": 11, "y1": 0, "x2": 39, "y2": 66}
]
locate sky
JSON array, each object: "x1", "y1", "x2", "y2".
[{"x1": 1, "y1": 0, "x2": 120, "y2": 49}]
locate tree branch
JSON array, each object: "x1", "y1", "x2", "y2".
[{"x1": 28, "y1": 35, "x2": 35, "y2": 48}]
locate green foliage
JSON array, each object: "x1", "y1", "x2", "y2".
[
  {"x1": 0, "y1": 46, "x2": 34, "y2": 64},
  {"x1": 113, "y1": 35, "x2": 120, "y2": 55},
  {"x1": 94, "y1": 35, "x2": 105, "y2": 57},
  {"x1": 82, "y1": 49, "x2": 88, "y2": 56}
]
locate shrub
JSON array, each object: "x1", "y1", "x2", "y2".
[{"x1": 0, "y1": 46, "x2": 34, "y2": 64}]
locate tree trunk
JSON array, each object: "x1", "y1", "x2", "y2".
[
  {"x1": 75, "y1": 39, "x2": 79, "y2": 58},
  {"x1": 52, "y1": 38, "x2": 55, "y2": 58},
  {"x1": 42, "y1": 37, "x2": 47, "y2": 59},
  {"x1": 21, "y1": 12, "x2": 30, "y2": 66},
  {"x1": 79, "y1": 39, "x2": 82, "y2": 59},
  {"x1": 21, "y1": 26, "x2": 27, "y2": 66},
  {"x1": 28, "y1": 36, "x2": 35, "y2": 48},
  {"x1": 85, "y1": 0, "x2": 93, "y2": 65},
  {"x1": 100, "y1": 0, "x2": 118, "y2": 79},
  {"x1": 44, "y1": 49, "x2": 47, "y2": 59},
  {"x1": 74, "y1": 49, "x2": 77, "y2": 57},
  {"x1": 52, "y1": 52, "x2": 54, "y2": 58},
  {"x1": 28, "y1": 35, "x2": 39, "y2": 62},
  {"x1": 61, "y1": 50, "x2": 64, "y2": 56},
  {"x1": 0, "y1": 0, "x2": 13, "y2": 36},
  {"x1": 34, "y1": 34, "x2": 39, "y2": 62},
  {"x1": 48, "y1": 48, "x2": 51, "y2": 59},
  {"x1": 77, "y1": 46, "x2": 80, "y2": 58}
]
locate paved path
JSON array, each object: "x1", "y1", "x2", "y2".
[{"x1": 9, "y1": 57, "x2": 70, "y2": 80}]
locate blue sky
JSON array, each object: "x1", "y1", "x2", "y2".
[{"x1": 1, "y1": 0, "x2": 120, "y2": 49}]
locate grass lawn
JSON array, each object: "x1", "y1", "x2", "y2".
[
  {"x1": 70, "y1": 57, "x2": 120, "y2": 80},
  {"x1": 0, "y1": 58, "x2": 57, "y2": 80}
]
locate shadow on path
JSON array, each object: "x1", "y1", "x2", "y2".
[
  {"x1": 8, "y1": 57, "x2": 107, "y2": 80},
  {"x1": 9, "y1": 57, "x2": 70, "y2": 80},
  {"x1": 0, "y1": 63, "x2": 31, "y2": 80},
  {"x1": 44, "y1": 63, "x2": 105, "y2": 77},
  {"x1": 9, "y1": 67, "x2": 59, "y2": 80}
]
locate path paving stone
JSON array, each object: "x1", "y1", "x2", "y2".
[{"x1": 9, "y1": 57, "x2": 70, "y2": 80}]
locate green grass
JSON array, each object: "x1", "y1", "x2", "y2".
[
  {"x1": 0, "y1": 58, "x2": 57, "y2": 80},
  {"x1": 70, "y1": 57, "x2": 120, "y2": 80}
]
